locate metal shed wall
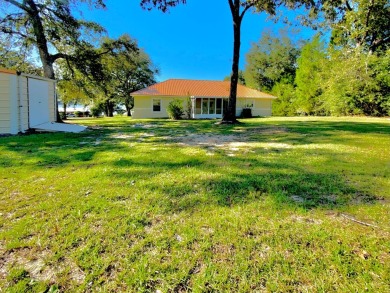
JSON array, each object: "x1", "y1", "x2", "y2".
[
  {"x1": 0, "y1": 69, "x2": 56, "y2": 135},
  {"x1": 0, "y1": 70, "x2": 16, "y2": 134}
]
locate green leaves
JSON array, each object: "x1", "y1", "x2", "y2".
[
  {"x1": 328, "y1": 0, "x2": 390, "y2": 53},
  {"x1": 140, "y1": 0, "x2": 187, "y2": 12},
  {"x1": 321, "y1": 48, "x2": 390, "y2": 116},
  {"x1": 1, "y1": 0, "x2": 107, "y2": 80},
  {"x1": 56, "y1": 33, "x2": 157, "y2": 117},
  {"x1": 295, "y1": 34, "x2": 327, "y2": 115},
  {"x1": 244, "y1": 31, "x2": 300, "y2": 92},
  {"x1": 167, "y1": 99, "x2": 185, "y2": 120}
]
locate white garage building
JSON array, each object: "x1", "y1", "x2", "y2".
[{"x1": 0, "y1": 68, "x2": 85, "y2": 135}]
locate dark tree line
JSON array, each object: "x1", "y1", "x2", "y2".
[{"x1": 244, "y1": 28, "x2": 389, "y2": 116}]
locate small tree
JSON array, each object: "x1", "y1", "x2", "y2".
[
  {"x1": 295, "y1": 35, "x2": 327, "y2": 115},
  {"x1": 244, "y1": 31, "x2": 300, "y2": 92},
  {"x1": 271, "y1": 80, "x2": 298, "y2": 116},
  {"x1": 321, "y1": 48, "x2": 390, "y2": 116},
  {"x1": 55, "y1": 34, "x2": 157, "y2": 117},
  {"x1": 167, "y1": 99, "x2": 184, "y2": 120},
  {"x1": 185, "y1": 96, "x2": 193, "y2": 119},
  {"x1": 90, "y1": 102, "x2": 105, "y2": 117}
]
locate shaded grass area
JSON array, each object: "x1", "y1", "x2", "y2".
[{"x1": 0, "y1": 116, "x2": 389, "y2": 292}]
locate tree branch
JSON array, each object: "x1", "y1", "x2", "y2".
[
  {"x1": 345, "y1": 0, "x2": 353, "y2": 11},
  {"x1": 0, "y1": 26, "x2": 29, "y2": 38},
  {"x1": 0, "y1": 12, "x2": 26, "y2": 24},
  {"x1": 50, "y1": 52, "x2": 72, "y2": 62},
  {"x1": 228, "y1": 0, "x2": 235, "y2": 13},
  {"x1": 341, "y1": 214, "x2": 379, "y2": 228},
  {"x1": 3, "y1": 0, "x2": 31, "y2": 13},
  {"x1": 360, "y1": 0, "x2": 374, "y2": 46},
  {"x1": 240, "y1": 3, "x2": 255, "y2": 22},
  {"x1": 370, "y1": 36, "x2": 390, "y2": 52}
]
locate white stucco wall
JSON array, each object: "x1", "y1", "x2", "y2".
[
  {"x1": 132, "y1": 96, "x2": 190, "y2": 119},
  {"x1": 133, "y1": 95, "x2": 273, "y2": 119}
]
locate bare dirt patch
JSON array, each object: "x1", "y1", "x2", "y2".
[
  {"x1": 133, "y1": 123, "x2": 156, "y2": 129},
  {"x1": 176, "y1": 134, "x2": 243, "y2": 147},
  {"x1": 289, "y1": 215, "x2": 323, "y2": 225},
  {"x1": 0, "y1": 246, "x2": 85, "y2": 284},
  {"x1": 174, "y1": 127, "x2": 288, "y2": 151},
  {"x1": 107, "y1": 126, "x2": 289, "y2": 153}
]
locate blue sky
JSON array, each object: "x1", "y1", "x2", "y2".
[{"x1": 81, "y1": 0, "x2": 316, "y2": 82}]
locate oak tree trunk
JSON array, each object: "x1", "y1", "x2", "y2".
[
  {"x1": 63, "y1": 103, "x2": 67, "y2": 120},
  {"x1": 126, "y1": 106, "x2": 132, "y2": 116},
  {"x1": 125, "y1": 97, "x2": 134, "y2": 116},
  {"x1": 105, "y1": 100, "x2": 115, "y2": 117},
  {"x1": 26, "y1": 0, "x2": 62, "y2": 122},
  {"x1": 222, "y1": 0, "x2": 242, "y2": 124}
]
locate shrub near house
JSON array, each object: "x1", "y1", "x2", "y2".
[{"x1": 167, "y1": 99, "x2": 184, "y2": 120}]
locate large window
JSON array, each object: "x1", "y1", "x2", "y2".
[
  {"x1": 194, "y1": 98, "x2": 224, "y2": 115},
  {"x1": 152, "y1": 99, "x2": 161, "y2": 112},
  {"x1": 216, "y1": 99, "x2": 222, "y2": 114},
  {"x1": 195, "y1": 99, "x2": 202, "y2": 114},
  {"x1": 209, "y1": 99, "x2": 215, "y2": 114},
  {"x1": 202, "y1": 98, "x2": 208, "y2": 114}
]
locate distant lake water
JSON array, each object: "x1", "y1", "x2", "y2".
[{"x1": 58, "y1": 102, "x2": 90, "y2": 112}]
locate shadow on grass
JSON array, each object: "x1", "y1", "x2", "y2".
[
  {"x1": 103, "y1": 144, "x2": 380, "y2": 210},
  {"x1": 143, "y1": 162, "x2": 377, "y2": 211},
  {"x1": 0, "y1": 118, "x2": 387, "y2": 210}
]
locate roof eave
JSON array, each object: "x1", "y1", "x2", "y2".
[{"x1": 131, "y1": 94, "x2": 277, "y2": 99}]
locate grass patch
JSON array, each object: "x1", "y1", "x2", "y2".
[{"x1": 0, "y1": 116, "x2": 389, "y2": 292}]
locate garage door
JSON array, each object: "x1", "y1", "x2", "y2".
[{"x1": 28, "y1": 78, "x2": 50, "y2": 127}]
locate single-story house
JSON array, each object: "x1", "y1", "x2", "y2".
[
  {"x1": 0, "y1": 68, "x2": 86, "y2": 134},
  {"x1": 130, "y1": 79, "x2": 276, "y2": 119}
]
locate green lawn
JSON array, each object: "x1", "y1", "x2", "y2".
[{"x1": 0, "y1": 116, "x2": 389, "y2": 292}]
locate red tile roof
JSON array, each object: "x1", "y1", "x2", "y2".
[
  {"x1": 0, "y1": 68, "x2": 17, "y2": 75},
  {"x1": 131, "y1": 79, "x2": 276, "y2": 99}
]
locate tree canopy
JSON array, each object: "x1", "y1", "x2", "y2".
[
  {"x1": 1, "y1": 1, "x2": 158, "y2": 119},
  {"x1": 327, "y1": 0, "x2": 390, "y2": 53},
  {"x1": 0, "y1": 0, "x2": 109, "y2": 121},
  {"x1": 295, "y1": 35, "x2": 327, "y2": 115},
  {"x1": 0, "y1": 40, "x2": 42, "y2": 75},
  {"x1": 244, "y1": 31, "x2": 300, "y2": 92},
  {"x1": 56, "y1": 34, "x2": 158, "y2": 117},
  {"x1": 244, "y1": 33, "x2": 389, "y2": 116},
  {"x1": 0, "y1": 0, "x2": 106, "y2": 79},
  {"x1": 85, "y1": 35, "x2": 157, "y2": 117}
]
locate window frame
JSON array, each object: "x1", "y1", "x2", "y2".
[
  {"x1": 242, "y1": 99, "x2": 254, "y2": 108},
  {"x1": 152, "y1": 98, "x2": 162, "y2": 112}
]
